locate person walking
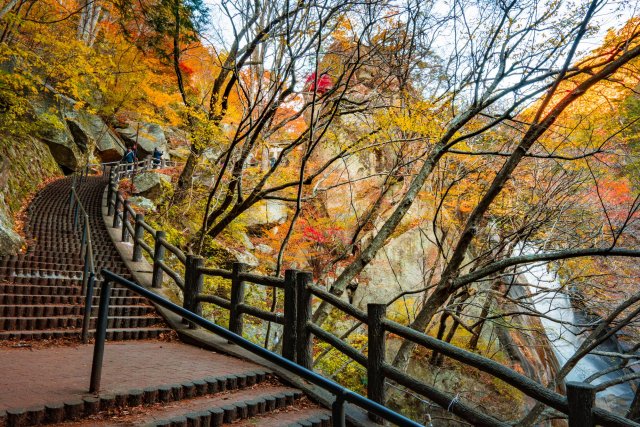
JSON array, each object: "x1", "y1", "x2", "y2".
[{"x1": 152, "y1": 146, "x2": 163, "y2": 168}]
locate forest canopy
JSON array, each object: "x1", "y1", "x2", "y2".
[{"x1": 1, "y1": 0, "x2": 640, "y2": 424}]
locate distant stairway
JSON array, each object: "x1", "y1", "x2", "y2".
[{"x1": 0, "y1": 175, "x2": 170, "y2": 341}]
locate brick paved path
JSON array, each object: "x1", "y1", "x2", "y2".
[{"x1": 0, "y1": 341, "x2": 260, "y2": 412}]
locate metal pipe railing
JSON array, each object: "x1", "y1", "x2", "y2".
[
  {"x1": 92, "y1": 269, "x2": 423, "y2": 427},
  {"x1": 69, "y1": 166, "x2": 97, "y2": 344}
]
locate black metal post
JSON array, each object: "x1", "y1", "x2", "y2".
[
  {"x1": 112, "y1": 193, "x2": 121, "y2": 228},
  {"x1": 282, "y1": 270, "x2": 298, "y2": 361},
  {"x1": 296, "y1": 272, "x2": 313, "y2": 369},
  {"x1": 151, "y1": 231, "x2": 166, "y2": 288},
  {"x1": 332, "y1": 391, "x2": 347, "y2": 427},
  {"x1": 132, "y1": 214, "x2": 144, "y2": 262},
  {"x1": 73, "y1": 202, "x2": 79, "y2": 230},
  {"x1": 229, "y1": 262, "x2": 248, "y2": 338},
  {"x1": 121, "y1": 200, "x2": 130, "y2": 242},
  {"x1": 80, "y1": 220, "x2": 87, "y2": 260},
  {"x1": 89, "y1": 279, "x2": 112, "y2": 393},
  {"x1": 367, "y1": 303, "x2": 386, "y2": 423},
  {"x1": 81, "y1": 249, "x2": 90, "y2": 297},
  {"x1": 82, "y1": 273, "x2": 96, "y2": 344},
  {"x1": 566, "y1": 381, "x2": 595, "y2": 427}
]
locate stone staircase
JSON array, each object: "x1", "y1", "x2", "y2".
[
  {"x1": 0, "y1": 175, "x2": 170, "y2": 340},
  {"x1": 0, "y1": 174, "x2": 332, "y2": 426}
]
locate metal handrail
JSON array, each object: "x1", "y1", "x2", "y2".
[
  {"x1": 92, "y1": 269, "x2": 423, "y2": 427},
  {"x1": 68, "y1": 167, "x2": 97, "y2": 344}
]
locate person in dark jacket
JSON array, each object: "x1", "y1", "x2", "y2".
[
  {"x1": 152, "y1": 146, "x2": 163, "y2": 168},
  {"x1": 122, "y1": 147, "x2": 135, "y2": 175}
]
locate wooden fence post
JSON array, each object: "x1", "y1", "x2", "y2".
[
  {"x1": 296, "y1": 271, "x2": 313, "y2": 369},
  {"x1": 282, "y1": 269, "x2": 298, "y2": 361},
  {"x1": 367, "y1": 303, "x2": 387, "y2": 423},
  {"x1": 106, "y1": 180, "x2": 113, "y2": 208},
  {"x1": 107, "y1": 185, "x2": 116, "y2": 215},
  {"x1": 112, "y1": 192, "x2": 121, "y2": 228},
  {"x1": 151, "y1": 231, "x2": 166, "y2": 288},
  {"x1": 229, "y1": 262, "x2": 248, "y2": 338},
  {"x1": 121, "y1": 200, "x2": 130, "y2": 242},
  {"x1": 132, "y1": 214, "x2": 144, "y2": 262},
  {"x1": 183, "y1": 255, "x2": 204, "y2": 329},
  {"x1": 566, "y1": 382, "x2": 595, "y2": 427}
]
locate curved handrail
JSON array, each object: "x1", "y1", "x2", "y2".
[
  {"x1": 68, "y1": 166, "x2": 97, "y2": 344},
  {"x1": 96, "y1": 269, "x2": 424, "y2": 427}
]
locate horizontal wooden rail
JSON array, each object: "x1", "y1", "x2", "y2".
[
  {"x1": 199, "y1": 266, "x2": 233, "y2": 279},
  {"x1": 308, "y1": 323, "x2": 367, "y2": 366},
  {"x1": 124, "y1": 221, "x2": 134, "y2": 236},
  {"x1": 157, "y1": 260, "x2": 185, "y2": 290},
  {"x1": 382, "y1": 363, "x2": 509, "y2": 427},
  {"x1": 137, "y1": 239, "x2": 153, "y2": 257},
  {"x1": 308, "y1": 284, "x2": 368, "y2": 323},
  {"x1": 158, "y1": 237, "x2": 186, "y2": 264},
  {"x1": 197, "y1": 294, "x2": 231, "y2": 309},
  {"x1": 382, "y1": 318, "x2": 569, "y2": 414},
  {"x1": 125, "y1": 203, "x2": 136, "y2": 218},
  {"x1": 139, "y1": 220, "x2": 156, "y2": 237},
  {"x1": 239, "y1": 303, "x2": 284, "y2": 324},
  {"x1": 239, "y1": 271, "x2": 285, "y2": 288}
]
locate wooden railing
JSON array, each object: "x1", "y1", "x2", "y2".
[
  {"x1": 102, "y1": 164, "x2": 640, "y2": 427},
  {"x1": 102, "y1": 158, "x2": 182, "y2": 180}
]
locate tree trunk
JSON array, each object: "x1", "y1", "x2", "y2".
[
  {"x1": 173, "y1": 147, "x2": 201, "y2": 203},
  {"x1": 77, "y1": 0, "x2": 101, "y2": 46},
  {"x1": 468, "y1": 280, "x2": 501, "y2": 351}
]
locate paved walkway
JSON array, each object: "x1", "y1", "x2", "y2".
[{"x1": 0, "y1": 340, "x2": 262, "y2": 412}]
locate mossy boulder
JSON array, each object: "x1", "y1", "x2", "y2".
[{"x1": 133, "y1": 172, "x2": 171, "y2": 199}]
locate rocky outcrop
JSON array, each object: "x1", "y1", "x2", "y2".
[
  {"x1": 64, "y1": 108, "x2": 125, "y2": 162},
  {"x1": 32, "y1": 97, "x2": 82, "y2": 172},
  {"x1": 115, "y1": 121, "x2": 168, "y2": 158},
  {"x1": 243, "y1": 200, "x2": 288, "y2": 229},
  {"x1": 0, "y1": 193, "x2": 21, "y2": 254},
  {"x1": 128, "y1": 196, "x2": 157, "y2": 212},
  {"x1": 133, "y1": 172, "x2": 171, "y2": 199},
  {"x1": 0, "y1": 137, "x2": 60, "y2": 255},
  {"x1": 31, "y1": 92, "x2": 127, "y2": 168}
]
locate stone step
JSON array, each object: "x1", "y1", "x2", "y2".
[
  {"x1": 0, "y1": 283, "x2": 134, "y2": 297},
  {"x1": 0, "y1": 294, "x2": 148, "y2": 306},
  {"x1": 0, "y1": 315, "x2": 162, "y2": 331},
  {"x1": 0, "y1": 327, "x2": 172, "y2": 341},
  {"x1": 2, "y1": 363, "x2": 277, "y2": 427}
]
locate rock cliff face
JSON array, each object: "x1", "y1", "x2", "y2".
[
  {"x1": 0, "y1": 88, "x2": 134, "y2": 255},
  {"x1": 32, "y1": 91, "x2": 127, "y2": 169},
  {"x1": 115, "y1": 121, "x2": 169, "y2": 158},
  {"x1": 0, "y1": 135, "x2": 61, "y2": 255}
]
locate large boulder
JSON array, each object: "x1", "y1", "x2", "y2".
[
  {"x1": 128, "y1": 196, "x2": 157, "y2": 212},
  {"x1": 32, "y1": 97, "x2": 81, "y2": 172},
  {"x1": 64, "y1": 109, "x2": 125, "y2": 162},
  {"x1": 32, "y1": 92, "x2": 127, "y2": 168},
  {"x1": 352, "y1": 226, "x2": 439, "y2": 308},
  {"x1": 115, "y1": 121, "x2": 169, "y2": 159},
  {"x1": 132, "y1": 172, "x2": 171, "y2": 199},
  {"x1": 242, "y1": 200, "x2": 288, "y2": 228},
  {"x1": 163, "y1": 126, "x2": 189, "y2": 147}
]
